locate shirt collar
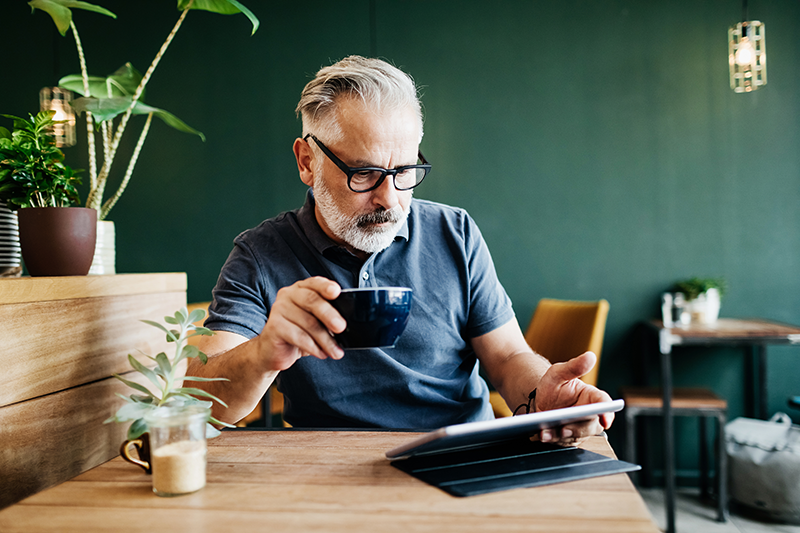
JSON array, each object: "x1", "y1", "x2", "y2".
[{"x1": 297, "y1": 188, "x2": 410, "y2": 258}]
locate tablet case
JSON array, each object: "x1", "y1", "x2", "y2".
[
  {"x1": 385, "y1": 400, "x2": 626, "y2": 460},
  {"x1": 390, "y1": 436, "x2": 640, "y2": 497}
]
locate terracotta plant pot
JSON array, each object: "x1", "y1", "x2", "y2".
[{"x1": 18, "y1": 207, "x2": 97, "y2": 276}]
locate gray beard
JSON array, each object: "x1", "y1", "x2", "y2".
[{"x1": 313, "y1": 178, "x2": 409, "y2": 254}]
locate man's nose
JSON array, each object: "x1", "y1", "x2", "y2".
[{"x1": 370, "y1": 173, "x2": 400, "y2": 210}]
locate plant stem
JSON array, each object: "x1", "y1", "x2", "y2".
[
  {"x1": 91, "y1": 1, "x2": 194, "y2": 220},
  {"x1": 69, "y1": 21, "x2": 98, "y2": 197},
  {"x1": 101, "y1": 113, "x2": 152, "y2": 219}
]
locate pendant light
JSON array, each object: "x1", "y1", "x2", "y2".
[
  {"x1": 728, "y1": 0, "x2": 766, "y2": 93},
  {"x1": 39, "y1": 87, "x2": 76, "y2": 147}
]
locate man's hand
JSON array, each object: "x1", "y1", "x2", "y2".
[
  {"x1": 254, "y1": 276, "x2": 347, "y2": 371},
  {"x1": 533, "y1": 351, "x2": 614, "y2": 445}
]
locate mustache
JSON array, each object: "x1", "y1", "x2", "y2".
[{"x1": 356, "y1": 206, "x2": 403, "y2": 227}]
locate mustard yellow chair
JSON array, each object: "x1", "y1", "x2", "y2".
[{"x1": 490, "y1": 298, "x2": 610, "y2": 417}]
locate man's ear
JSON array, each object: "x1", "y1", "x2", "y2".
[{"x1": 294, "y1": 137, "x2": 315, "y2": 187}]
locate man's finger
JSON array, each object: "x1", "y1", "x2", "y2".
[{"x1": 546, "y1": 351, "x2": 597, "y2": 383}]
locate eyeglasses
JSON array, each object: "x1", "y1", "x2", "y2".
[{"x1": 304, "y1": 133, "x2": 431, "y2": 193}]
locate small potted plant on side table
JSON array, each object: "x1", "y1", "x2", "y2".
[
  {"x1": 674, "y1": 277, "x2": 727, "y2": 325},
  {"x1": 0, "y1": 111, "x2": 96, "y2": 276},
  {"x1": 108, "y1": 306, "x2": 233, "y2": 496}
]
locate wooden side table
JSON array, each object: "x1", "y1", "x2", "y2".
[
  {"x1": 0, "y1": 273, "x2": 187, "y2": 509},
  {"x1": 642, "y1": 318, "x2": 800, "y2": 533}
]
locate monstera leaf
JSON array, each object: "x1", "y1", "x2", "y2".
[
  {"x1": 58, "y1": 63, "x2": 144, "y2": 100},
  {"x1": 179, "y1": 0, "x2": 259, "y2": 34},
  {"x1": 71, "y1": 97, "x2": 205, "y2": 141},
  {"x1": 27, "y1": 0, "x2": 116, "y2": 36},
  {"x1": 30, "y1": 0, "x2": 258, "y2": 37}
]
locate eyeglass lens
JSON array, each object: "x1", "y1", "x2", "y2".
[{"x1": 348, "y1": 167, "x2": 427, "y2": 192}]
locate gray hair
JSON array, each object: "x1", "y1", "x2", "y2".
[{"x1": 296, "y1": 55, "x2": 423, "y2": 143}]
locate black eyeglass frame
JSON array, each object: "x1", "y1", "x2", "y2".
[{"x1": 304, "y1": 133, "x2": 431, "y2": 193}]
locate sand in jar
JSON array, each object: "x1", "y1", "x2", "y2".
[{"x1": 151, "y1": 440, "x2": 207, "y2": 496}]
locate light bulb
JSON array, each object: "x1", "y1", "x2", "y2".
[
  {"x1": 735, "y1": 38, "x2": 754, "y2": 65},
  {"x1": 50, "y1": 104, "x2": 69, "y2": 122}
]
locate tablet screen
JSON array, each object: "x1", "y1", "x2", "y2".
[{"x1": 386, "y1": 399, "x2": 624, "y2": 460}]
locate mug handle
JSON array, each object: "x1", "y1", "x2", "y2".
[{"x1": 120, "y1": 437, "x2": 151, "y2": 474}]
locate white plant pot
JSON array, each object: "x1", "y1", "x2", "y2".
[
  {"x1": 88, "y1": 220, "x2": 116, "y2": 275},
  {"x1": 689, "y1": 288, "x2": 720, "y2": 324}
]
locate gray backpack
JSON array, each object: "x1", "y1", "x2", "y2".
[{"x1": 726, "y1": 413, "x2": 800, "y2": 524}]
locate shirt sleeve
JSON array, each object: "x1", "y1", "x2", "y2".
[
  {"x1": 205, "y1": 238, "x2": 269, "y2": 340},
  {"x1": 462, "y1": 212, "x2": 515, "y2": 338}
]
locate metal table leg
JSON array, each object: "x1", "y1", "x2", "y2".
[
  {"x1": 659, "y1": 330, "x2": 676, "y2": 533},
  {"x1": 757, "y1": 344, "x2": 767, "y2": 419}
]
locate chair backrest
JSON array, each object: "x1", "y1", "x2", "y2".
[{"x1": 523, "y1": 298, "x2": 610, "y2": 387}]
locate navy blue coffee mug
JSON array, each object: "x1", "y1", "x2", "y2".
[{"x1": 330, "y1": 287, "x2": 413, "y2": 349}]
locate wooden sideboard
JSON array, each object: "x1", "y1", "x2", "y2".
[{"x1": 0, "y1": 273, "x2": 187, "y2": 509}]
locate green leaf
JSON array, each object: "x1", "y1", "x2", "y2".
[
  {"x1": 164, "y1": 315, "x2": 179, "y2": 325},
  {"x1": 132, "y1": 101, "x2": 205, "y2": 141},
  {"x1": 58, "y1": 74, "x2": 104, "y2": 97},
  {"x1": 178, "y1": 0, "x2": 260, "y2": 35},
  {"x1": 70, "y1": 96, "x2": 129, "y2": 122},
  {"x1": 111, "y1": 373, "x2": 156, "y2": 398},
  {"x1": 113, "y1": 401, "x2": 154, "y2": 422},
  {"x1": 181, "y1": 376, "x2": 229, "y2": 382},
  {"x1": 205, "y1": 423, "x2": 221, "y2": 439},
  {"x1": 127, "y1": 417, "x2": 148, "y2": 440},
  {"x1": 113, "y1": 392, "x2": 135, "y2": 403},
  {"x1": 29, "y1": 0, "x2": 116, "y2": 36},
  {"x1": 172, "y1": 387, "x2": 229, "y2": 408},
  {"x1": 188, "y1": 308, "x2": 205, "y2": 325},
  {"x1": 189, "y1": 327, "x2": 215, "y2": 337},
  {"x1": 154, "y1": 352, "x2": 172, "y2": 377},
  {"x1": 175, "y1": 307, "x2": 189, "y2": 323},
  {"x1": 106, "y1": 63, "x2": 144, "y2": 98},
  {"x1": 140, "y1": 319, "x2": 178, "y2": 342},
  {"x1": 59, "y1": 64, "x2": 142, "y2": 99},
  {"x1": 131, "y1": 394, "x2": 156, "y2": 404},
  {"x1": 209, "y1": 415, "x2": 235, "y2": 429},
  {"x1": 0, "y1": 127, "x2": 10, "y2": 140},
  {"x1": 181, "y1": 344, "x2": 200, "y2": 361},
  {"x1": 127, "y1": 354, "x2": 162, "y2": 390}
]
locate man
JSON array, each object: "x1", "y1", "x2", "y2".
[{"x1": 189, "y1": 55, "x2": 613, "y2": 444}]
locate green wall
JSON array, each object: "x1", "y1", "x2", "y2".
[{"x1": 3, "y1": 0, "x2": 799, "y2": 482}]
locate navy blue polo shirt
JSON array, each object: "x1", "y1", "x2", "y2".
[{"x1": 206, "y1": 190, "x2": 514, "y2": 429}]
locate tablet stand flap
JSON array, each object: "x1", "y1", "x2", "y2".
[{"x1": 390, "y1": 437, "x2": 640, "y2": 497}]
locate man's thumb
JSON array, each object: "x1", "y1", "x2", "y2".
[{"x1": 552, "y1": 351, "x2": 597, "y2": 382}]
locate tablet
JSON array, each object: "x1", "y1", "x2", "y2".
[{"x1": 385, "y1": 399, "x2": 624, "y2": 460}]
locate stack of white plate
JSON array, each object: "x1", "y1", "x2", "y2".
[{"x1": 0, "y1": 201, "x2": 22, "y2": 276}]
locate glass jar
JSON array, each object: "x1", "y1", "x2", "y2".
[{"x1": 143, "y1": 404, "x2": 210, "y2": 497}]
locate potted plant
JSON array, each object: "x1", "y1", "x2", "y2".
[
  {"x1": 673, "y1": 276, "x2": 727, "y2": 324},
  {"x1": 107, "y1": 306, "x2": 232, "y2": 440},
  {"x1": 109, "y1": 307, "x2": 233, "y2": 495},
  {"x1": 0, "y1": 110, "x2": 97, "y2": 276},
  {"x1": 29, "y1": 0, "x2": 260, "y2": 274}
]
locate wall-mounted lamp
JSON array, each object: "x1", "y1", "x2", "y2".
[
  {"x1": 39, "y1": 87, "x2": 76, "y2": 147},
  {"x1": 728, "y1": 0, "x2": 766, "y2": 93}
]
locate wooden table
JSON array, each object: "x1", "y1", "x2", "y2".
[
  {"x1": 0, "y1": 430, "x2": 659, "y2": 533},
  {"x1": 643, "y1": 318, "x2": 800, "y2": 533}
]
